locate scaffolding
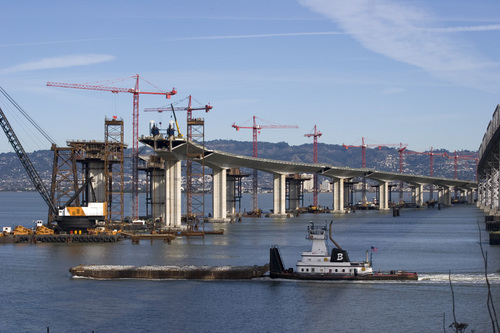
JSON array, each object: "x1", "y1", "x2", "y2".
[
  {"x1": 141, "y1": 154, "x2": 164, "y2": 221},
  {"x1": 227, "y1": 168, "x2": 245, "y2": 216},
  {"x1": 104, "y1": 117, "x2": 125, "y2": 222},
  {"x1": 58, "y1": 118, "x2": 126, "y2": 224},
  {"x1": 186, "y1": 117, "x2": 205, "y2": 230},
  {"x1": 49, "y1": 145, "x2": 78, "y2": 223}
]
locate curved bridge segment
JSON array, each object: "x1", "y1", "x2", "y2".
[
  {"x1": 478, "y1": 105, "x2": 500, "y2": 215},
  {"x1": 141, "y1": 136, "x2": 477, "y2": 227}
]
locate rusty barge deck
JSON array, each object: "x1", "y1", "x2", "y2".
[
  {"x1": 70, "y1": 264, "x2": 270, "y2": 280},
  {"x1": 0, "y1": 234, "x2": 121, "y2": 244}
]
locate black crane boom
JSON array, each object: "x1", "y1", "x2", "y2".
[{"x1": 0, "y1": 93, "x2": 58, "y2": 215}]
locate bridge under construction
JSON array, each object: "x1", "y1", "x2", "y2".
[{"x1": 140, "y1": 135, "x2": 477, "y2": 228}]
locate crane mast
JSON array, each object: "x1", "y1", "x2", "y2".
[
  {"x1": 232, "y1": 116, "x2": 298, "y2": 213},
  {"x1": 304, "y1": 125, "x2": 322, "y2": 208}
]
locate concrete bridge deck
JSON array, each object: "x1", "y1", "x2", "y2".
[
  {"x1": 141, "y1": 136, "x2": 477, "y2": 227},
  {"x1": 478, "y1": 105, "x2": 500, "y2": 216}
]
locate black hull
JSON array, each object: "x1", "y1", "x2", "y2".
[
  {"x1": 269, "y1": 271, "x2": 418, "y2": 281},
  {"x1": 54, "y1": 216, "x2": 103, "y2": 231}
]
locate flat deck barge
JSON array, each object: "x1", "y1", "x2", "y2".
[
  {"x1": 0, "y1": 234, "x2": 120, "y2": 244},
  {"x1": 70, "y1": 264, "x2": 270, "y2": 280}
]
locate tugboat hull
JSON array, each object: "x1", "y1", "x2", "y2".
[
  {"x1": 269, "y1": 245, "x2": 418, "y2": 281},
  {"x1": 269, "y1": 270, "x2": 418, "y2": 281}
]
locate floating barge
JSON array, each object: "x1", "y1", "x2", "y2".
[
  {"x1": 0, "y1": 234, "x2": 120, "y2": 244},
  {"x1": 69, "y1": 264, "x2": 270, "y2": 280}
]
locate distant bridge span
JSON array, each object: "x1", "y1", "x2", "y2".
[
  {"x1": 141, "y1": 136, "x2": 477, "y2": 227},
  {"x1": 478, "y1": 105, "x2": 500, "y2": 215}
]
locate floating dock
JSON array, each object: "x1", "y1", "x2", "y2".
[
  {"x1": 121, "y1": 229, "x2": 224, "y2": 244},
  {"x1": 0, "y1": 234, "x2": 120, "y2": 244},
  {"x1": 69, "y1": 264, "x2": 270, "y2": 280}
]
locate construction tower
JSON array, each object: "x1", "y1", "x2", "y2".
[
  {"x1": 49, "y1": 144, "x2": 78, "y2": 223},
  {"x1": 186, "y1": 113, "x2": 205, "y2": 231},
  {"x1": 104, "y1": 117, "x2": 125, "y2": 222}
]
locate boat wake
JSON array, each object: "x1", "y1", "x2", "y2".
[{"x1": 418, "y1": 273, "x2": 500, "y2": 285}]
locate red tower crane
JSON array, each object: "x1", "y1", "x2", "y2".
[
  {"x1": 397, "y1": 144, "x2": 407, "y2": 203},
  {"x1": 404, "y1": 147, "x2": 447, "y2": 200},
  {"x1": 448, "y1": 151, "x2": 478, "y2": 181},
  {"x1": 342, "y1": 137, "x2": 407, "y2": 168},
  {"x1": 405, "y1": 147, "x2": 447, "y2": 178},
  {"x1": 342, "y1": 137, "x2": 407, "y2": 204},
  {"x1": 232, "y1": 116, "x2": 298, "y2": 214},
  {"x1": 304, "y1": 125, "x2": 322, "y2": 208},
  {"x1": 145, "y1": 95, "x2": 211, "y2": 118},
  {"x1": 47, "y1": 75, "x2": 176, "y2": 220}
]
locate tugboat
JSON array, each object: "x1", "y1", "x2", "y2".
[{"x1": 269, "y1": 222, "x2": 418, "y2": 281}]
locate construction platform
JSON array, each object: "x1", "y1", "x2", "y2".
[
  {"x1": 0, "y1": 234, "x2": 121, "y2": 244},
  {"x1": 122, "y1": 229, "x2": 224, "y2": 244}
]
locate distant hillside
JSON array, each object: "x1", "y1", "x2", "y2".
[{"x1": 0, "y1": 140, "x2": 477, "y2": 191}]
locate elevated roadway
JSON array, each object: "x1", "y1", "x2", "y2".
[
  {"x1": 142, "y1": 136, "x2": 477, "y2": 227},
  {"x1": 478, "y1": 105, "x2": 500, "y2": 216}
]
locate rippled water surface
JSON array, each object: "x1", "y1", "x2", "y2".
[{"x1": 1, "y1": 192, "x2": 499, "y2": 332}]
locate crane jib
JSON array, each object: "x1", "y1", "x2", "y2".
[{"x1": 0, "y1": 105, "x2": 58, "y2": 215}]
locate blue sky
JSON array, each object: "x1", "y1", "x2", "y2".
[{"x1": 1, "y1": 0, "x2": 499, "y2": 154}]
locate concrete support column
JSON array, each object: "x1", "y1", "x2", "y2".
[
  {"x1": 165, "y1": 160, "x2": 182, "y2": 228},
  {"x1": 151, "y1": 168, "x2": 166, "y2": 223},
  {"x1": 288, "y1": 178, "x2": 301, "y2": 212},
  {"x1": 443, "y1": 186, "x2": 452, "y2": 206},
  {"x1": 272, "y1": 173, "x2": 287, "y2": 216},
  {"x1": 378, "y1": 181, "x2": 389, "y2": 210},
  {"x1": 87, "y1": 161, "x2": 106, "y2": 202},
  {"x1": 415, "y1": 184, "x2": 424, "y2": 207},
  {"x1": 227, "y1": 175, "x2": 236, "y2": 216},
  {"x1": 212, "y1": 167, "x2": 228, "y2": 222},
  {"x1": 332, "y1": 178, "x2": 345, "y2": 213},
  {"x1": 467, "y1": 189, "x2": 475, "y2": 204}
]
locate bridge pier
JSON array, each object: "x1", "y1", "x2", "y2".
[
  {"x1": 437, "y1": 186, "x2": 452, "y2": 206},
  {"x1": 414, "y1": 183, "x2": 424, "y2": 207},
  {"x1": 210, "y1": 167, "x2": 231, "y2": 222},
  {"x1": 271, "y1": 173, "x2": 287, "y2": 217},
  {"x1": 165, "y1": 160, "x2": 182, "y2": 228},
  {"x1": 332, "y1": 178, "x2": 345, "y2": 213},
  {"x1": 287, "y1": 175, "x2": 303, "y2": 213},
  {"x1": 151, "y1": 166, "x2": 166, "y2": 224},
  {"x1": 378, "y1": 181, "x2": 390, "y2": 210},
  {"x1": 85, "y1": 161, "x2": 106, "y2": 202}
]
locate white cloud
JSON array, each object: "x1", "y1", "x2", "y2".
[
  {"x1": 429, "y1": 24, "x2": 500, "y2": 32},
  {"x1": 0, "y1": 54, "x2": 116, "y2": 74},
  {"x1": 177, "y1": 31, "x2": 346, "y2": 41},
  {"x1": 299, "y1": 0, "x2": 500, "y2": 90}
]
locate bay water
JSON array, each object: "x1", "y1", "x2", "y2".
[{"x1": 1, "y1": 192, "x2": 499, "y2": 332}]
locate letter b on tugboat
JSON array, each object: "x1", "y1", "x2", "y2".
[{"x1": 331, "y1": 249, "x2": 350, "y2": 262}]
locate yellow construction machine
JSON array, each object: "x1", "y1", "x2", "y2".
[{"x1": 13, "y1": 225, "x2": 33, "y2": 235}]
